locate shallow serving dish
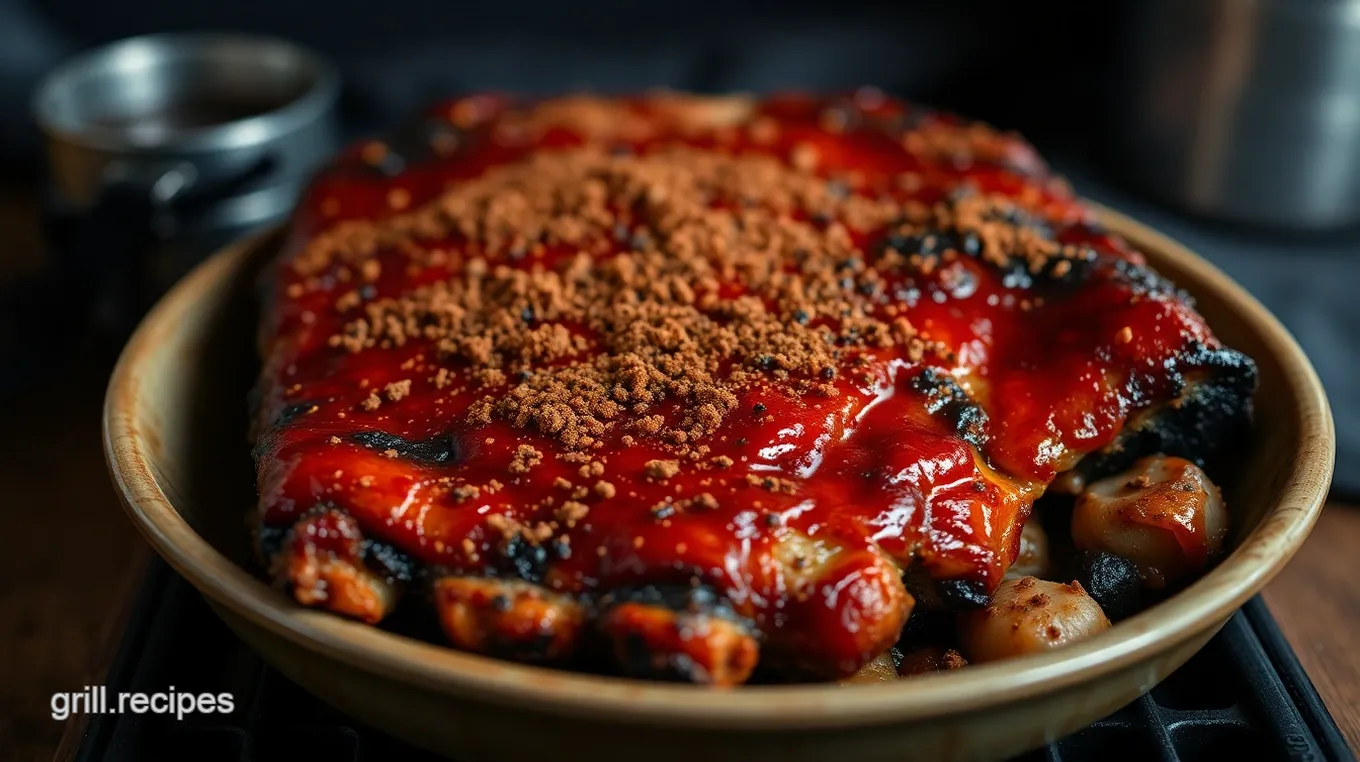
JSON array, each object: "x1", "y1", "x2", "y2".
[{"x1": 104, "y1": 207, "x2": 1334, "y2": 762}]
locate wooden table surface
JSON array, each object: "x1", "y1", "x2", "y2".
[{"x1": 1, "y1": 182, "x2": 1356, "y2": 760}]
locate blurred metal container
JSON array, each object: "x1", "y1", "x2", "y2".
[
  {"x1": 33, "y1": 32, "x2": 339, "y2": 235},
  {"x1": 1114, "y1": 0, "x2": 1360, "y2": 229},
  {"x1": 23, "y1": 33, "x2": 338, "y2": 349}
]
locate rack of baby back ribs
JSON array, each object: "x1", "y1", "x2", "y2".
[{"x1": 248, "y1": 91, "x2": 1257, "y2": 684}]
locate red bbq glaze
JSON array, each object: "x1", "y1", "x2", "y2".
[{"x1": 251, "y1": 93, "x2": 1232, "y2": 670}]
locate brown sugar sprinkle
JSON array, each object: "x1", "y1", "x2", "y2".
[
  {"x1": 692, "y1": 492, "x2": 720, "y2": 510},
  {"x1": 790, "y1": 142, "x2": 820, "y2": 172},
  {"x1": 383, "y1": 379, "x2": 412, "y2": 402},
  {"x1": 493, "y1": 95, "x2": 656, "y2": 144},
  {"x1": 1125, "y1": 474, "x2": 1152, "y2": 490},
  {"x1": 745, "y1": 473, "x2": 799, "y2": 495},
  {"x1": 335, "y1": 290, "x2": 362, "y2": 312},
  {"x1": 899, "y1": 118, "x2": 1041, "y2": 177},
  {"x1": 484, "y1": 513, "x2": 555, "y2": 546},
  {"x1": 485, "y1": 514, "x2": 523, "y2": 543},
  {"x1": 1116, "y1": 326, "x2": 1134, "y2": 344},
  {"x1": 471, "y1": 367, "x2": 506, "y2": 388},
  {"x1": 644, "y1": 459, "x2": 681, "y2": 480},
  {"x1": 594, "y1": 480, "x2": 617, "y2": 499},
  {"x1": 554, "y1": 500, "x2": 590, "y2": 527},
  {"x1": 877, "y1": 189, "x2": 1088, "y2": 279},
  {"x1": 299, "y1": 131, "x2": 1070, "y2": 455},
  {"x1": 359, "y1": 259, "x2": 381, "y2": 282},
  {"x1": 748, "y1": 116, "x2": 779, "y2": 144},
  {"x1": 508, "y1": 444, "x2": 544, "y2": 474}
]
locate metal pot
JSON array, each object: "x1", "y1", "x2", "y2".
[
  {"x1": 27, "y1": 33, "x2": 339, "y2": 342},
  {"x1": 34, "y1": 32, "x2": 338, "y2": 233},
  {"x1": 1113, "y1": 0, "x2": 1360, "y2": 229}
]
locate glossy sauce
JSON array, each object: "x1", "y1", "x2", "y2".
[{"x1": 252, "y1": 93, "x2": 1227, "y2": 636}]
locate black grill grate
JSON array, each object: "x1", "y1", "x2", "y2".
[{"x1": 72, "y1": 559, "x2": 1354, "y2": 762}]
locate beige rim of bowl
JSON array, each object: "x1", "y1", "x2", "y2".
[{"x1": 104, "y1": 206, "x2": 1335, "y2": 731}]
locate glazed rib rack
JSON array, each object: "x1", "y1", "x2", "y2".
[{"x1": 250, "y1": 93, "x2": 1255, "y2": 682}]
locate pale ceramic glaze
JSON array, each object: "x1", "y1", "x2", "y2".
[{"x1": 103, "y1": 207, "x2": 1335, "y2": 761}]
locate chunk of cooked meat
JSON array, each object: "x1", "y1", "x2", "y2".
[
  {"x1": 596, "y1": 589, "x2": 760, "y2": 686},
  {"x1": 763, "y1": 533, "x2": 914, "y2": 678},
  {"x1": 1071, "y1": 455, "x2": 1228, "y2": 588},
  {"x1": 842, "y1": 651, "x2": 900, "y2": 683},
  {"x1": 276, "y1": 509, "x2": 400, "y2": 625},
  {"x1": 1004, "y1": 518, "x2": 1051, "y2": 581},
  {"x1": 433, "y1": 577, "x2": 586, "y2": 662},
  {"x1": 249, "y1": 92, "x2": 1254, "y2": 682},
  {"x1": 959, "y1": 577, "x2": 1111, "y2": 663}
]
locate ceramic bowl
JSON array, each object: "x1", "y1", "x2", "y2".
[{"x1": 104, "y1": 208, "x2": 1334, "y2": 761}]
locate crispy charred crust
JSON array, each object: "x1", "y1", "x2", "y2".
[
  {"x1": 433, "y1": 577, "x2": 585, "y2": 662},
  {"x1": 362, "y1": 539, "x2": 419, "y2": 585},
  {"x1": 273, "y1": 401, "x2": 321, "y2": 427},
  {"x1": 938, "y1": 578, "x2": 993, "y2": 609},
  {"x1": 876, "y1": 228, "x2": 983, "y2": 260},
  {"x1": 597, "y1": 585, "x2": 744, "y2": 622},
  {"x1": 874, "y1": 189, "x2": 1100, "y2": 291},
  {"x1": 597, "y1": 600, "x2": 760, "y2": 686},
  {"x1": 1111, "y1": 258, "x2": 1189, "y2": 301},
  {"x1": 350, "y1": 430, "x2": 460, "y2": 464},
  {"x1": 495, "y1": 534, "x2": 555, "y2": 584},
  {"x1": 257, "y1": 513, "x2": 417, "y2": 588},
  {"x1": 905, "y1": 571, "x2": 992, "y2": 611},
  {"x1": 909, "y1": 368, "x2": 989, "y2": 448},
  {"x1": 1074, "y1": 344, "x2": 1257, "y2": 481},
  {"x1": 255, "y1": 523, "x2": 289, "y2": 561},
  {"x1": 1014, "y1": 245, "x2": 1101, "y2": 290},
  {"x1": 277, "y1": 508, "x2": 399, "y2": 624},
  {"x1": 898, "y1": 607, "x2": 958, "y2": 646}
]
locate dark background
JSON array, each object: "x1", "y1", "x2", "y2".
[{"x1": 0, "y1": 0, "x2": 1109, "y2": 167}]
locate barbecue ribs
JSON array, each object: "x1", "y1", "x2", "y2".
[{"x1": 249, "y1": 92, "x2": 1254, "y2": 683}]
